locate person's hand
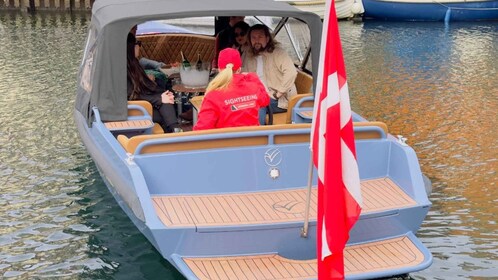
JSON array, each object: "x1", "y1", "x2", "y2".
[
  {"x1": 269, "y1": 87, "x2": 284, "y2": 99},
  {"x1": 272, "y1": 91, "x2": 284, "y2": 99},
  {"x1": 275, "y1": 91, "x2": 284, "y2": 99},
  {"x1": 161, "y1": 91, "x2": 175, "y2": 104},
  {"x1": 147, "y1": 74, "x2": 156, "y2": 81}
]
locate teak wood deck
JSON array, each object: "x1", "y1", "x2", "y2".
[
  {"x1": 152, "y1": 178, "x2": 416, "y2": 228},
  {"x1": 104, "y1": 119, "x2": 153, "y2": 131},
  {"x1": 181, "y1": 235, "x2": 424, "y2": 279}
]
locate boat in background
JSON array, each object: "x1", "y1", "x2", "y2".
[
  {"x1": 75, "y1": 0, "x2": 432, "y2": 278},
  {"x1": 362, "y1": 0, "x2": 498, "y2": 21},
  {"x1": 275, "y1": 0, "x2": 365, "y2": 19}
]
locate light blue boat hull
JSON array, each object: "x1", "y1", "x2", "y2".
[{"x1": 75, "y1": 109, "x2": 432, "y2": 279}]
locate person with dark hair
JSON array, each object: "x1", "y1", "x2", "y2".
[
  {"x1": 242, "y1": 24, "x2": 297, "y2": 125},
  {"x1": 127, "y1": 33, "x2": 180, "y2": 133},
  {"x1": 232, "y1": 21, "x2": 250, "y2": 62},
  {"x1": 194, "y1": 48, "x2": 269, "y2": 130},
  {"x1": 213, "y1": 16, "x2": 245, "y2": 68},
  {"x1": 130, "y1": 25, "x2": 166, "y2": 70}
]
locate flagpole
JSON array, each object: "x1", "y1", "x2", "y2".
[{"x1": 301, "y1": 150, "x2": 314, "y2": 238}]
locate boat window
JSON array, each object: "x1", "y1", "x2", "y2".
[
  {"x1": 245, "y1": 16, "x2": 279, "y2": 30},
  {"x1": 273, "y1": 18, "x2": 311, "y2": 70},
  {"x1": 246, "y1": 16, "x2": 312, "y2": 71},
  {"x1": 158, "y1": 17, "x2": 215, "y2": 35},
  {"x1": 79, "y1": 25, "x2": 98, "y2": 93},
  {"x1": 136, "y1": 15, "x2": 312, "y2": 71}
]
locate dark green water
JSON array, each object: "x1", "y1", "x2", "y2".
[{"x1": 0, "y1": 12, "x2": 496, "y2": 279}]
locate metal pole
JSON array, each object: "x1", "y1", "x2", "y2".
[
  {"x1": 301, "y1": 150, "x2": 314, "y2": 238},
  {"x1": 29, "y1": 0, "x2": 36, "y2": 13}
]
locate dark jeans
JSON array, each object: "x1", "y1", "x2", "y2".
[
  {"x1": 259, "y1": 98, "x2": 286, "y2": 125},
  {"x1": 153, "y1": 103, "x2": 179, "y2": 132}
]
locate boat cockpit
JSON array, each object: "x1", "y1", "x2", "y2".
[{"x1": 79, "y1": 13, "x2": 322, "y2": 137}]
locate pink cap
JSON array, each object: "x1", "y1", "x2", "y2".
[{"x1": 218, "y1": 48, "x2": 241, "y2": 71}]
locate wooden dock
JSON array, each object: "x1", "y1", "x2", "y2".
[{"x1": 0, "y1": 0, "x2": 95, "y2": 11}]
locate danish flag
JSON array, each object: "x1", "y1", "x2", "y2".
[{"x1": 310, "y1": 0, "x2": 363, "y2": 278}]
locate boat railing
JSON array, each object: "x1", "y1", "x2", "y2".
[
  {"x1": 116, "y1": 122, "x2": 388, "y2": 155},
  {"x1": 118, "y1": 124, "x2": 311, "y2": 155}
]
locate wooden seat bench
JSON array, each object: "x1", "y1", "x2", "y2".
[
  {"x1": 118, "y1": 124, "x2": 311, "y2": 154},
  {"x1": 137, "y1": 33, "x2": 215, "y2": 65},
  {"x1": 117, "y1": 122, "x2": 388, "y2": 155},
  {"x1": 104, "y1": 101, "x2": 164, "y2": 135},
  {"x1": 104, "y1": 119, "x2": 154, "y2": 132},
  {"x1": 151, "y1": 178, "x2": 416, "y2": 228}
]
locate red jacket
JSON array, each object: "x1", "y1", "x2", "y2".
[{"x1": 194, "y1": 73, "x2": 270, "y2": 130}]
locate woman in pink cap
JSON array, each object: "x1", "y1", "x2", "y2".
[{"x1": 194, "y1": 48, "x2": 270, "y2": 130}]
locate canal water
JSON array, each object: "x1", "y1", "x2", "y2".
[{"x1": 0, "y1": 12, "x2": 496, "y2": 279}]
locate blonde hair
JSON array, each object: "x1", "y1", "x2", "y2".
[{"x1": 205, "y1": 64, "x2": 234, "y2": 94}]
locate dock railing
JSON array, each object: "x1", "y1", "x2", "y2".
[{"x1": 0, "y1": 0, "x2": 94, "y2": 12}]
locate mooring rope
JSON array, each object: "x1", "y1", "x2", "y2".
[{"x1": 431, "y1": 0, "x2": 498, "y2": 11}]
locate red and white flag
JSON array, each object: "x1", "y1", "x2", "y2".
[{"x1": 310, "y1": 0, "x2": 362, "y2": 278}]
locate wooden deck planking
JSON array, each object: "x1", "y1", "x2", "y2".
[
  {"x1": 182, "y1": 236, "x2": 424, "y2": 279},
  {"x1": 152, "y1": 178, "x2": 417, "y2": 228},
  {"x1": 104, "y1": 119, "x2": 153, "y2": 130}
]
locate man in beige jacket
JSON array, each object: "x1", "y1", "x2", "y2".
[{"x1": 242, "y1": 24, "x2": 297, "y2": 124}]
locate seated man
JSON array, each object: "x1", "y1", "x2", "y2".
[
  {"x1": 242, "y1": 24, "x2": 298, "y2": 125},
  {"x1": 194, "y1": 48, "x2": 270, "y2": 130}
]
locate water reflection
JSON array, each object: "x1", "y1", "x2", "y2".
[
  {"x1": 340, "y1": 20, "x2": 498, "y2": 279},
  {"x1": 0, "y1": 12, "x2": 496, "y2": 279},
  {"x1": 0, "y1": 12, "x2": 182, "y2": 279}
]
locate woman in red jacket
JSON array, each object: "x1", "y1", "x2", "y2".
[{"x1": 194, "y1": 48, "x2": 270, "y2": 130}]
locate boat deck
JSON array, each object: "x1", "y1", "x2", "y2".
[
  {"x1": 152, "y1": 178, "x2": 416, "y2": 228},
  {"x1": 180, "y1": 235, "x2": 425, "y2": 279},
  {"x1": 104, "y1": 119, "x2": 154, "y2": 131}
]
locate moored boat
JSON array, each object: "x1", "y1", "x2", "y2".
[
  {"x1": 74, "y1": 0, "x2": 432, "y2": 278},
  {"x1": 275, "y1": 0, "x2": 365, "y2": 19},
  {"x1": 362, "y1": 0, "x2": 498, "y2": 21}
]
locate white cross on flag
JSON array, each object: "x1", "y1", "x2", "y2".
[{"x1": 310, "y1": 0, "x2": 363, "y2": 278}]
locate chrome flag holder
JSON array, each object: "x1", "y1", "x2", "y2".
[{"x1": 301, "y1": 151, "x2": 314, "y2": 238}]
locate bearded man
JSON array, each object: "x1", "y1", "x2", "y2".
[{"x1": 242, "y1": 24, "x2": 297, "y2": 125}]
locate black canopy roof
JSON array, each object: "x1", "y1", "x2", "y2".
[{"x1": 76, "y1": 0, "x2": 322, "y2": 122}]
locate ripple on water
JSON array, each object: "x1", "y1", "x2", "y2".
[{"x1": 0, "y1": 13, "x2": 496, "y2": 280}]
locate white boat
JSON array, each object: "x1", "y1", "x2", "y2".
[
  {"x1": 276, "y1": 0, "x2": 365, "y2": 19},
  {"x1": 74, "y1": 0, "x2": 432, "y2": 278}
]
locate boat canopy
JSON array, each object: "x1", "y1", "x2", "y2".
[{"x1": 76, "y1": 0, "x2": 322, "y2": 123}]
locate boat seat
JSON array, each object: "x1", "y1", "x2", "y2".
[
  {"x1": 151, "y1": 177, "x2": 416, "y2": 228},
  {"x1": 118, "y1": 124, "x2": 311, "y2": 154},
  {"x1": 295, "y1": 69, "x2": 313, "y2": 95},
  {"x1": 117, "y1": 122, "x2": 388, "y2": 155},
  {"x1": 127, "y1": 100, "x2": 164, "y2": 134},
  {"x1": 104, "y1": 101, "x2": 164, "y2": 135},
  {"x1": 137, "y1": 33, "x2": 215, "y2": 66},
  {"x1": 271, "y1": 69, "x2": 314, "y2": 125},
  {"x1": 104, "y1": 119, "x2": 154, "y2": 133},
  {"x1": 174, "y1": 234, "x2": 428, "y2": 279}
]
